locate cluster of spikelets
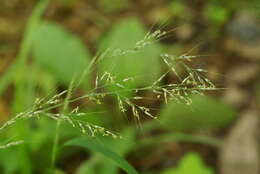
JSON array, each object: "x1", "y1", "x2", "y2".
[{"x1": 0, "y1": 29, "x2": 218, "y2": 149}]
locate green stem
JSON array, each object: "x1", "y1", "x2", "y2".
[
  {"x1": 9, "y1": 1, "x2": 49, "y2": 174},
  {"x1": 50, "y1": 120, "x2": 61, "y2": 172},
  {"x1": 50, "y1": 80, "x2": 74, "y2": 173}
]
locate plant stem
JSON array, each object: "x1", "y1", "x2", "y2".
[
  {"x1": 51, "y1": 120, "x2": 61, "y2": 172},
  {"x1": 50, "y1": 80, "x2": 74, "y2": 173}
]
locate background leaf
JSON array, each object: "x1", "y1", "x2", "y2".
[
  {"x1": 161, "y1": 152, "x2": 215, "y2": 174},
  {"x1": 32, "y1": 21, "x2": 91, "y2": 85},
  {"x1": 159, "y1": 95, "x2": 236, "y2": 131}
]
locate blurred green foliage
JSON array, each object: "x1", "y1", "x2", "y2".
[
  {"x1": 161, "y1": 153, "x2": 215, "y2": 174},
  {"x1": 160, "y1": 95, "x2": 236, "y2": 131},
  {"x1": 1, "y1": 0, "x2": 258, "y2": 173},
  {"x1": 32, "y1": 21, "x2": 91, "y2": 85}
]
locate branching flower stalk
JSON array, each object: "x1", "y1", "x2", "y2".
[{"x1": 0, "y1": 28, "x2": 219, "y2": 163}]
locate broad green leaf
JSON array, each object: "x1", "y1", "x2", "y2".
[
  {"x1": 161, "y1": 153, "x2": 215, "y2": 174},
  {"x1": 99, "y1": 18, "x2": 162, "y2": 95},
  {"x1": 159, "y1": 95, "x2": 236, "y2": 131},
  {"x1": 65, "y1": 137, "x2": 139, "y2": 174},
  {"x1": 32, "y1": 21, "x2": 91, "y2": 85}
]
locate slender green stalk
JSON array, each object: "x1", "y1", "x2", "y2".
[
  {"x1": 50, "y1": 120, "x2": 61, "y2": 172},
  {"x1": 50, "y1": 80, "x2": 74, "y2": 173},
  {"x1": 7, "y1": 1, "x2": 50, "y2": 174}
]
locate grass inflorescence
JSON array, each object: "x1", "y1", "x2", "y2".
[{"x1": 0, "y1": 28, "x2": 217, "y2": 156}]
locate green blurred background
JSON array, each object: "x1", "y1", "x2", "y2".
[{"x1": 0, "y1": 0, "x2": 260, "y2": 174}]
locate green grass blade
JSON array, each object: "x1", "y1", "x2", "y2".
[{"x1": 64, "y1": 137, "x2": 139, "y2": 174}]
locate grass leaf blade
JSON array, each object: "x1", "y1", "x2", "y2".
[{"x1": 64, "y1": 137, "x2": 139, "y2": 174}]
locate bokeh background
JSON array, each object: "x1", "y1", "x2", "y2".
[{"x1": 0, "y1": 0, "x2": 260, "y2": 174}]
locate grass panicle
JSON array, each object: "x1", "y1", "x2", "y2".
[{"x1": 0, "y1": 27, "x2": 218, "y2": 150}]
